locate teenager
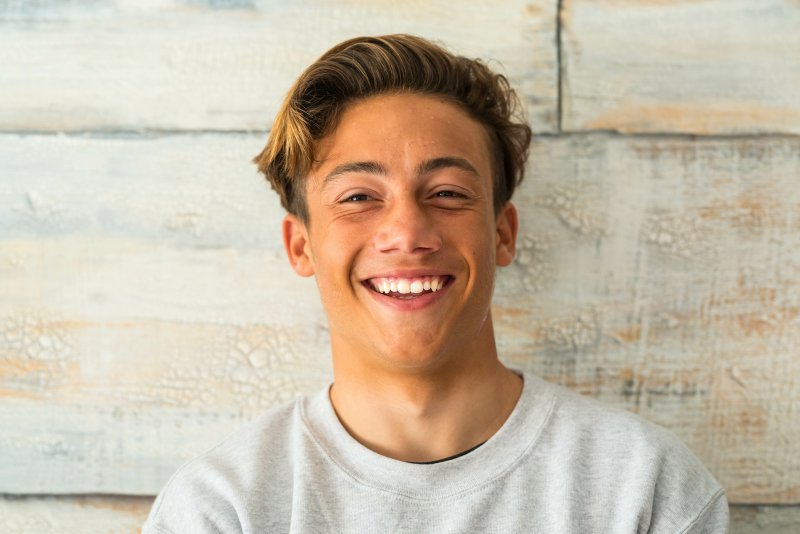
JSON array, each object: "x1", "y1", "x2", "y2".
[{"x1": 145, "y1": 34, "x2": 728, "y2": 533}]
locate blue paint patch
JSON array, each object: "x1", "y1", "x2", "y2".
[{"x1": 0, "y1": 0, "x2": 114, "y2": 22}]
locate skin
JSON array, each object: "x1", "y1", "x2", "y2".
[{"x1": 283, "y1": 93, "x2": 523, "y2": 462}]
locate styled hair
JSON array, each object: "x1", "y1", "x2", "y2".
[{"x1": 253, "y1": 34, "x2": 532, "y2": 222}]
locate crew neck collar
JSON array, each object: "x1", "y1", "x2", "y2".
[{"x1": 300, "y1": 371, "x2": 556, "y2": 501}]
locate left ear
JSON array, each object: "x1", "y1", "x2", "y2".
[{"x1": 495, "y1": 201, "x2": 518, "y2": 267}]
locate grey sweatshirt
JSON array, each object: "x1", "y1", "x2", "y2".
[{"x1": 144, "y1": 372, "x2": 728, "y2": 533}]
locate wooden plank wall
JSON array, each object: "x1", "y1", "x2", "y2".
[{"x1": 1, "y1": 0, "x2": 797, "y2": 530}]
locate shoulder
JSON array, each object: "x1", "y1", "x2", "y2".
[
  {"x1": 525, "y1": 375, "x2": 729, "y2": 532},
  {"x1": 532, "y1": 375, "x2": 701, "y2": 461},
  {"x1": 143, "y1": 398, "x2": 301, "y2": 534}
]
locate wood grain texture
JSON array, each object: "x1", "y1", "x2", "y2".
[
  {"x1": 500, "y1": 133, "x2": 800, "y2": 503},
  {"x1": 0, "y1": 495, "x2": 152, "y2": 534},
  {"x1": 561, "y1": 0, "x2": 800, "y2": 134},
  {"x1": 731, "y1": 505, "x2": 800, "y2": 534},
  {"x1": 0, "y1": 0, "x2": 557, "y2": 133},
  {"x1": 2, "y1": 132, "x2": 799, "y2": 503},
  {"x1": 0, "y1": 133, "x2": 331, "y2": 493}
]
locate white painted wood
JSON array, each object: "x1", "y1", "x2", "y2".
[
  {"x1": 0, "y1": 0, "x2": 557, "y2": 133},
  {"x1": 0, "y1": 133, "x2": 332, "y2": 493},
  {"x1": 499, "y1": 133, "x2": 800, "y2": 503},
  {"x1": 561, "y1": 0, "x2": 800, "y2": 134},
  {"x1": 2, "y1": 133, "x2": 800, "y2": 503},
  {"x1": 0, "y1": 495, "x2": 151, "y2": 534}
]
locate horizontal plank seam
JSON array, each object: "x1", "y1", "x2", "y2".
[
  {"x1": 0, "y1": 129, "x2": 267, "y2": 138},
  {"x1": 556, "y1": 129, "x2": 800, "y2": 140},
  {"x1": 0, "y1": 130, "x2": 800, "y2": 141}
]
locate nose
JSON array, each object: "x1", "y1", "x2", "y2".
[{"x1": 374, "y1": 196, "x2": 442, "y2": 254}]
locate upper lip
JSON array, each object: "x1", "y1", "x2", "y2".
[{"x1": 360, "y1": 269, "x2": 454, "y2": 281}]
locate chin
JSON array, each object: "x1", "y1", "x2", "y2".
[{"x1": 374, "y1": 339, "x2": 451, "y2": 372}]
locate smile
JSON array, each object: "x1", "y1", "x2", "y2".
[{"x1": 364, "y1": 276, "x2": 452, "y2": 298}]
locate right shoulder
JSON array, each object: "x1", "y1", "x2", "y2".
[{"x1": 143, "y1": 398, "x2": 302, "y2": 534}]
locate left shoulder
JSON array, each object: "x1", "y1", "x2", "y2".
[
  {"x1": 543, "y1": 376, "x2": 707, "y2": 467},
  {"x1": 527, "y1": 374, "x2": 729, "y2": 532}
]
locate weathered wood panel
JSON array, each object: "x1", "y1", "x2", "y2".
[
  {"x1": 561, "y1": 0, "x2": 800, "y2": 134},
  {"x1": 2, "y1": 133, "x2": 799, "y2": 504},
  {"x1": 0, "y1": 0, "x2": 557, "y2": 133},
  {"x1": 0, "y1": 495, "x2": 151, "y2": 534},
  {"x1": 0, "y1": 133, "x2": 331, "y2": 493},
  {"x1": 497, "y1": 133, "x2": 800, "y2": 503}
]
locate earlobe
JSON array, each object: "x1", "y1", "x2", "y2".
[
  {"x1": 282, "y1": 214, "x2": 315, "y2": 277},
  {"x1": 495, "y1": 202, "x2": 518, "y2": 267}
]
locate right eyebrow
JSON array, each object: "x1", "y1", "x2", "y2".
[{"x1": 322, "y1": 161, "x2": 387, "y2": 188}]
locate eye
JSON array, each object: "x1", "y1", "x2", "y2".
[
  {"x1": 434, "y1": 190, "x2": 467, "y2": 199},
  {"x1": 341, "y1": 193, "x2": 372, "y2": 203}
]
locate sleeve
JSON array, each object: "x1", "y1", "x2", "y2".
[
  {"x1": 141, "y1": 463, "x2": 243, "y2": 534},
  {"x1": 681, "y1": 490, "x2": 729, "y2": 534}
]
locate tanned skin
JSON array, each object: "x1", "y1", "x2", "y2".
[{"x1": 283, "y1": 93, "x2": 523, "y2": 463}]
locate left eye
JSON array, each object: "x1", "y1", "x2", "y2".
[
  {"x1": 343, "y1": 193, "x2": 372, "y2": 202},
  {"x1": 434, "y1": 190, "x2": 465, "y2": 198}
]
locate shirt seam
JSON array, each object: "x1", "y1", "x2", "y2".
[
  {"x1": 299, "y1": 379, "x2": 558, "y2": 503},
  {"x1": 678, "y1": 488, "x2": 727, "y2": 534}
]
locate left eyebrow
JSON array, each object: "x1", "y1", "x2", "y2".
[{"x1": 416, "y1": 156, "x2": 482, "y2": 181}]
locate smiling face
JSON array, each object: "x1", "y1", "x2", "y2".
[{"x1": 283, "y1": 93, "x2": 517, "y2": 375}]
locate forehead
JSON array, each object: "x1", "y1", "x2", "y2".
[{"x1": 310, "y1": 93, "x2": 494, "y2": 183}]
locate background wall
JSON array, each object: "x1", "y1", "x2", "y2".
[{"x1": 1, "y1": 0, "x2": 798, "y2": 531}]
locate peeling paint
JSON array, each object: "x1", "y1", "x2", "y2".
[
  {"x1": 513, "y1": 233, "x2": 552, "y2": 292},
  {"x1": 540, "y1": 309, "x2": 600, "y2": 352},
  {"x1": 539, "y1": 185, "x2": 608, "y2": 237},
  {"x1": 642, "y1": 212, "x2": 708, "y2": 258},
  {"x1": 0, "y1": 312, "x2": 75, "y2": 394}
]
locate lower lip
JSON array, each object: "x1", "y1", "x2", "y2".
[{"x1": 362, "y1": 281, "x2": 451, "y2": 311}]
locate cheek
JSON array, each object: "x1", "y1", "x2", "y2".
[{"x1": 314, "y1": 228, "x2": 361, "y2": 284}]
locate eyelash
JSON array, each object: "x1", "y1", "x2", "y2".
[
  {"x1": 338, "y1": 190, "x2": 468, "y2": 204},
  {"x1": 434, "y1": 190, "x2": 467, "y2": 199},
  {"x1": 341, "y1": 193, "x2": 372, "y2": 203}
]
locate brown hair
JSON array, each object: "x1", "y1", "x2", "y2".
[{"x1": 253, "y1": 34, "x2": 532, "y2": 222}]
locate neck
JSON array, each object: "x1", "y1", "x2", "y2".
[{"x1": 328, "y1": 331, "x2": 523, "y2": 463}]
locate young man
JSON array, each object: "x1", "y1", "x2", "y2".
[{"x1": 145, "y1": 35, "x2": 728, "y2": 533}]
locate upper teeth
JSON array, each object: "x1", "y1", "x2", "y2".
[{"x1": 369, "y1": 276, "x2": 447, "y2": 294}]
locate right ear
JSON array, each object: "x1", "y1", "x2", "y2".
[{"x1": 282, "y1": 214, "x2": 315, "y2": 277}]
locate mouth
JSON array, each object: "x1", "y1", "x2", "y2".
[{"x1": 362, "y1": 275, "x2": 453, "y2": 300}]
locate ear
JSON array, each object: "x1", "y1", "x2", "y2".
[
  {"x1": 282, "y1": 214, "x2": 315, "y2": 277},
  {"x1": 495, "y1": 202, "x2": 518, "y2": 267}
]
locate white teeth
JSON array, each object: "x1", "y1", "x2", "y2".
[
  {"x1": 397, "y1": 280, "x2": 410, "y2": 294},
  {"x1": 368, "y1": 276, "x2": 448, "y2": 295}
]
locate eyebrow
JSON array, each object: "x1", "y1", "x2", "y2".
[
  {"x1": 321, "y1": 156, "x2": 482, "y2": 188},
  {"x1": 416, "y1": 156, "x2": 481, "y2": 180},
  {"x1": 322, "y1": 161, "x2": 388, "y2": 185}
]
